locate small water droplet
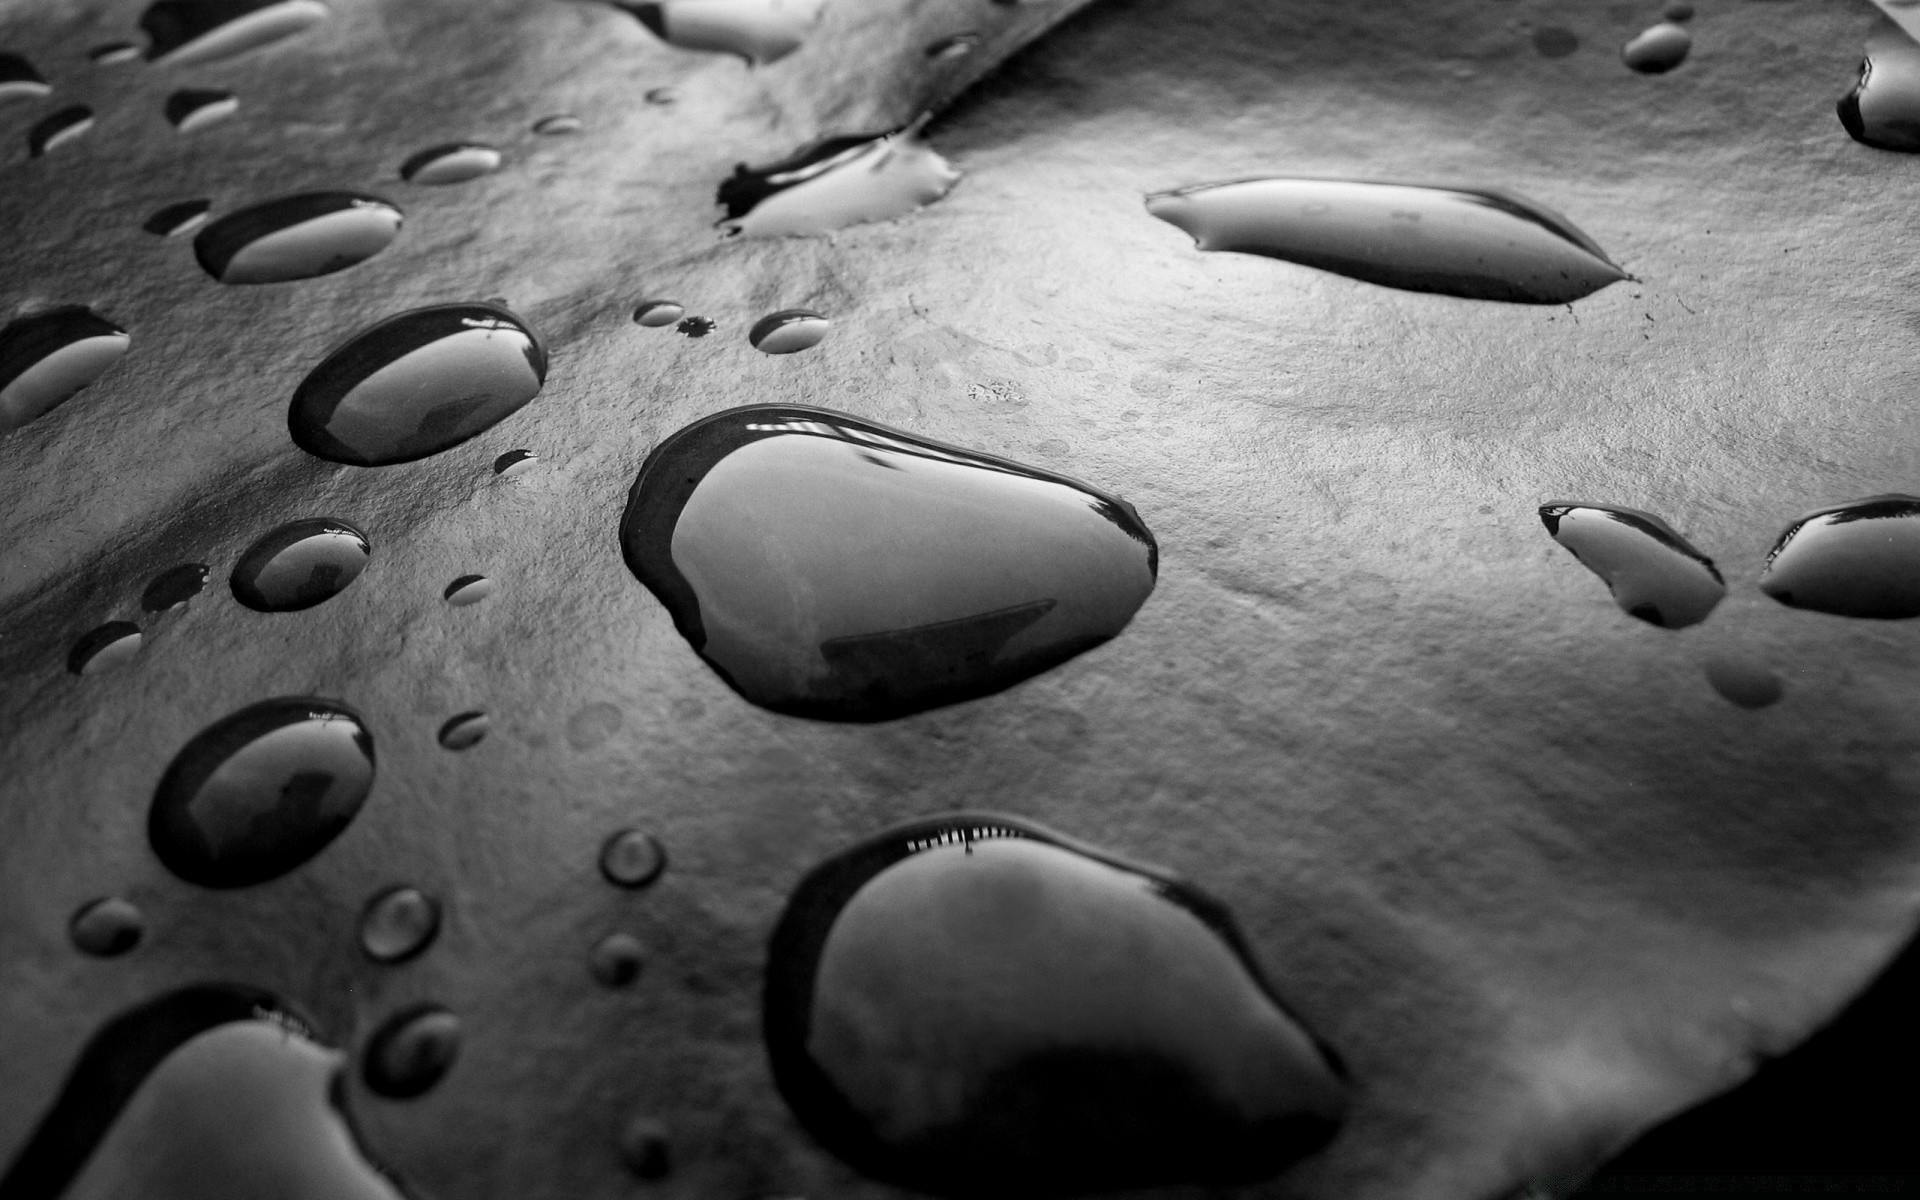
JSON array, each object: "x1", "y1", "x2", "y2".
[
  {"x1": 620, "y1": 404, "x2": 1159, "y2": 720},
  {"x1": 194, "y1": 191, "x2": 402, "y2": 284},
  {"x1": 89, "y1": 41, "x2": 142, "y2": 65},
  {"x1": 0, "y1": 52, "x2": 51, "y2": 101},
  {"x1": 436, "y1": 710, "x2": 490, "y2": 750},
  {"x1": 493, "y1": 448, "x2": 538, "y2": 475},
  {"x1": 1702, "y1": 655, "x2": 1783, "y2": 709},
  {"x1": 588, "y1": 932, "x2": 645, "y2": 985},
  {"x1": 617, "y1": 1115, "x2": 672, "y2": 1178},
  {"x1": 675, "y1": 315, "x2": 714, "y2": 337},
  {"x1": 599, "y1": 829, "x2": 665, "y2": 887},
  {"x1": 765, "y1": 813, "x2": 1347, "y2": 1195},
  {"x1": 166, "y1": 88, "x2": 238, "y2": 131},
  {"x1": 143, "y1": 562, "x2": 210, "y2": 611},
  {"x1": 718, "y1": 119, "x2": 959, "y2": 238},
  {"x1": 229, "y1": 518, "x2": 370, "y2": 612},
  {"x1": 289, "y1": 302, "x2": 547, "y2": 466},
  {"x1": 144, "y1": 198, "x2": 213, "y2": 237},
  {"x1": 633, "y1": 299, "x2": 685, "y2": 326},
  {"x1": 748, "y1": 308, "x2": 830, "y2": 354},
  {"x1": 1539, "y1": 503, "x2": 1724, "y2": 628},
  {"x1": 443, "y1": 574, "x2": 493, "y2": 605},
  {"x1": 28, "y1": 106, "x2": 95, "y2": 157},
  {"x1": 67, "y1": 622, "x2": 143, "y2": 676},
  {"x1": 1759, "y1": 495, "x2": 1920, "y2": 619},
  {"x1": 644, "y1": 85, "x2": 677, "y2": 104},
  {"x1": 362, "y1": 1005, "x2": 459, "y2": 1098},
  {"x1": 1664, "y1": 1, "x2": 1694, "y2": 20},
  {"x1": 359, "y1": 885, "x2": 441, "y2": 963},
  {"x1": 148, "y1": 697, "x2": 375, "y2": 888},
  {"x1": 0, "y1": 306, "x2": 131, "y2": 434},
  {"x1": 567, "y1": 701, "x2": 624, "y2": 750},
  {"x1": 70, "y1": 897, "x2": 145, "y2": 956},
  {"x1": 399, "y1": 142, "x2": 502, "y2": 185},
  {"x1": 1838, "y1": 22, "x2": 1920, "y2": 152},
  {"x1": 1622, "y1": 22, "x2": 1691, "y2": 73},
  {"x1": 614, "y1": 0, "x2": 823, "y2": 64},
  {"x1": 925, "y1": 32, "x2": 978, "y2": 60},
  {"x1": 1146, "y1": 178, "x2": 1626, "y2": 305},
  {"x1": 141, "y1": 0, "x2": 330, "y2": 65},
  {"x1": 1532, "y1": 26, "x2": 1579, "y2": 57},
  {"x1": 533, "y1": 113, "x2": 583, "y2": 135}
]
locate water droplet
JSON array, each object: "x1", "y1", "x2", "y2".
[
  {"x1": 1838, "y1": 22, "x2": 1920, "y2": 152},
  {"x1": 1622, "y1": 22, "x2": 1691, "y2": 73},
  {"x1": 567, "y1": 702, "x2": 624, "y2": 750},
  {"x1": 533, "y1": 113, "x2": 582, "y2": 135},
  {"x1": 359, "y1": 885, "x2": 441, "y2": 963},
  {"x1": 493, "y1": 448, "x2": 538, "y2": 476},
  {"x1": 619, "y1": 404, "x2": 1159, "y2": 720},
  {"x1": 0, "y1": 306, "x2": 131, "y2": 434},
  {"x1": 443, "y1": 574, "x2": 493, "y2": 605},
  {"x1": 764, "y1": 813, "x2": 1348, "y2": 1195},
  {"x1": 1532, "y1": 26, "x2": 1579, "y2": 57},
  {"x1": 144, "y1": 198, "x2": 213, "y2": 237},
  {"x1": 1702, "y1": 655, "x2": 1784, "y2": 709},
  {"x1": 1539, "y1": 503, "x2": 1724, "y2": 628},
  {"x1": 717, "y1": 118, "x2": 960, "y2": 238},
  {"x1": 288, "y1": 302, "x2": 547, "y2": 467},
  {"x1": 141, "y1": 0, "x2": 330, "y2": 65},
  {"x1": 148, "y1": 697, "x2": 375, "y2": 888},
  {"x1": 617, "y1": 1115, "x2": 672, "y2": 1178},
  {"x1": 926, "y1": 31, "x2": 978, "y2": 60},
  {"x1": 644, "y1": 85, "x2": 677, "y2": 104},
  {"x1": 143, "y1": 562, "x2": 210, "y2": 612},
  {"x1": 1146, "y1": 178, "x2": 1626, "y2": 305},
  {"x1": 0, "y1": 52, "x2": 51, "y2": 101},
  {"x1": 28, "y1": 106, "x2": 95, "y2": 157},
  {"x1": 588, "y1": 932, "x2": 646, "y2": 985},
  {"x1": 1758, "y1": 495, "x2": 1920, "y2": 619},
  {"x1": 90, "y1": 41, "x2": 142, "y2": 65},
  {"x1": 193, "y1": 191, "x2": 403, "y2": 284},
  {"x1": 437, "y1": 710, "x2": 490, "y2": 749},
  {"x1": 68, "y1": 622, "x2": 143, "y2": 676},
  {"x1": 399, "y1": 142, "x2": 502, "y2": 185},
  {"x1": 675, "y1": 315, "x2": 715, "y2": 337},
  {"x1": 748, "y1": 308, "x2": 830, "y2": 354},
  {"x1": 599, "y1": 829, "x2": 666, "y2": 887},
  {"x1": 1664, "y1": 1, "x2": 1694, "y2": 20},
  {"x1": 165, "y1": 87, "x2": 238, "y2": 132},
  {"x1": 614, "y1": 0, "x2": 824, "y2": 64},
  {"x1": 70, "y1": 897, "x2": 145, "y2": 956},
  {"x1": 632, "y1": 299, "x2": 685, "y2": 327},
  {"x1": 362, "y1": 1005, "x2": 459, "y2": 1098},
  {"x1": 229, "y1": 518, "x2": 370, "y2": 612}
]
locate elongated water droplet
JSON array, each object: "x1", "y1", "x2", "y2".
[
  {"x1": 399, "y1": 142, "x2": 501, "y2": 185},
  {"x1": 1539, "y1": 502, "x2": 1723, "y2": 628},
  {"x1": 1146, "y1": 178, "x2": 1626, "y2": 305},
  {"x1": 765, "y1": 813, "x2": 1348, "y2": 1196},
  {"x1": 165, "y1": 88, "x2": 238, "y2": 132},
  {"x1": 193, "y1": 191, "x2": 402, "y2": 284},
  {"x1": 599, "y1": 829, "x2": 666, "y2": 888},
  {"x1": 437, "y1": 710, "x2": 489, "y2": 749},
  {"x1": 1622, "y1": 22, "x2": 1691, "y2": 73},
  {"x1": 143, "y1": 562, "x2": 210, "y2": 612},
  {"x1": 0, "y1": 52, "x2": 51, "y2": 101},
  {"x1": 90, "y1": 41, "x2": 142, "y2": 64},
  {"x1": 675, "y1": 315, "x2": 714, "y2": 337},
  {"x1": 1838, "y1": 22, "x2": 1920, "y2": 152},
  {"x1": 1532, "y1": 26, "x2": 1578, "y2": 58},
  {"x1": 289, "y1": 302, "x2": 547, "y2": 467},
  {"x1": 69, "y1": 897, "x2": 145, "y2": 956},
  {"x1": 359, "y1": 885, "x2": 441, "y2": 963},
  {"x1": 144, "y1": 198, "x2": 212, "y2": 237},
  {"x1": 717, "y1": 120, "x2": 960, "y2": 238},
  {"x1": 28, "y1": 106, "x2": 95, "y2": 157},
  {"x1": 617, "y1": 1115, "x2": 672, "y2": 1178},
  {"x1": 141, "y1": 0, "x2": 330, "y2": 65},
  {"x1": 0, "y1": 306, "x2": 130, "y2": 434},
  {"x1": 443, "y1": 574, "x2": 493, "y2": 605},
  {"x1": 620, "y1": 405, "x2": 1158, "y2": 720},
  {"x1": 589, "y1": 932, "x2": 645, "y2": 986},
  {"x1": 69, "y1": 622, "x2": 143, "y2": 676},
  {"x1": 493, "y1": 448, "x2": 538, "y2": 476},
  {"x1": 1702, "y1": 654, "x2": 1783, "y2": 709},
  {"x1": 614, "y1": 0, "x2": 823, "y2": 64},
  {"x1": 229, "y1": 518, "x2": 370, "y2": 612},
  {"x1": 632, "y1": 299, "x2": 685, "y2": 327},
  {"x1": 148, "y1": 697, "x2": 375, "y2": 888},
  {"x1": 1759, "y1": 495, "x2": 1920, "y2": 619},
  {"x1": 748, "y1": 308, "x2": 830, "y2": 354},
  {"x1": 362, "y1": 1005, "x2": 459, "y2": 1098},
  {"x1": 925, "y1": 32, "x2": 977, "y2": 60},
  {"x1": 533, "y1": 113, "x2": 582, "y2": 135}
]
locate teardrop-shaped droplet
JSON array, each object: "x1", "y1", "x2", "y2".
[
  {"x1": 165, "y1": 87, "x2": 238, "y2": 132},
  {"x1": 589, "y1": 932, "x2": 646, "y2": 986},
  {"x1": 362, "y1": 1005, "x2": 459, "y2": 1098},
  {"x1": 717, "y1": 119, "x2": 960, "y2": 238},
  {"x1": 1838, "y1": 22, "x2": 1920, "y2": 152},
  {"x1": 90, "y1": 41, "x2": 142, "y2": 65},
  {"x1": 621, "y1": 404, "x2": 1159, "y2": 720},
  {"x1": 69, "y1": 896, "x2": 145, "y2": 956},
  {"x1": 27, "y1": 106, "x2": 95, "y2": 157},
  {"x1": 1622, "y1": 22, "x2": 1691, "y2": 73},
  {"x1": 617, "y1": 1115, "x2": 672, "y2": 1178},
  {"x1": 748, "y1": 308, "x2": 830, "y2": 354},
  {"x1": 493, "y1": 448, "x2": 538, "y2": 476},
  {"x1": 599, "y1": 829, "x2": 666, "y2": 888},
  {"x1": 288, "y1": 302, "x2": 547, "y2": 467},
  {"x1": 144, "y1": 198, "x2": 213, "y2": 237},
  {"x1": 533, "y1": 113, "x2": 582, "y2": 135},
  {"x1": 143, "y1": 562, "x2": 210, "y2": 612},
  {"x1": 925, "y1": 32, "x2": 977, "y2": 60},
  {"x1": 1532, "y1": 26, "x2": 1578, "y2": 58},
  {"x1": 1759, "y1": 495, "x2": 1920, "y2": 619},
  {"x1": 1539, "y1": 502, "x2": 1724, "y2": 628},
  {"x1": 68, "y1": 622, "x2": 143, "y2": 676},
  {"x1": 193, "y1": 191, "x2": 402, "y2": 284},
  {"x1": 632, "y1": 299, "x2": 685, "y2": 327},
  {"x1": 443, "y1": 574, "x2": 493, "y2": 606},
  {"x1": 1146, "y1": 178, "x2": 1626, "y2": 305},
  {"x1": 1702, "y1": 654, "x2": 1783, "y2": 710},
  {"x1": 399, "y1": 142, "x2": 501, "y2": 185},
  {"x1": 436, "y1": 710, "x2": 489, "y2": 749},
  {"x1": 148, "y1": 697, "x2": 375, "y2": 888},
  {"x1": 359, "y1": 885, "x2": 441, "y2": 963},
  {"x1": 675, "y1": 315, "x2": 714, "y2": 337},
  {"x1": 765, "y1": 813, "x2": 1348, "y2": 1196},
  {"x1": 229, "y1": 518, "x2": 370, "y2": 612},
  {"x1": 0, "y1": 52, "x2": 51, "y2": 102},
  {"x1": 0, "y1": 306, "x2": 131, "y2": 434},
  {"x1": 141, "y1": 0, "x2": 330, "y2": 65},
  {"x1": 614, "y1": 0, "x2": 823, "y2": 64}
]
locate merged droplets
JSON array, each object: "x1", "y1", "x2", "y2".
[
  {"x1": 289, "y1": 302, "x2": 547, "y2": 467},
  {"x1": 493, "y1": 448, "x2": 538, "y2": 476},
  {"x1": 1539, "y1": 503, "x2": 1724, "y2": 628},
  {"x1": 717, "y1": 120, "x2": 960, "y2": 238},
  {"x1": 28, "y1": 106, "x2": 95, "y2": 157},
  {"x1": 141, "y1": 0, "x2": 331, "y2": 65},
  {"x1": 443, "y1": 574, "x2": 493, "y2": 605},
  {"x1": 437, "y1": 711, "x2": 490, "y2": 749},
  {"x1": 230, "y1": 518, "x2": 370, "y2": 612},
  {"x1": 399, "y1": 142, "x2": 502, "y2": 185},
  {"x1": 359, "y1": 885, "x2": 441, "y2": 963},
  {"x1": 749, "y1": 309, "x2": 830, "y2": 354},
  {"x1": 70, "y1": 897, "x2": 145, "y2": 956},
  {"x1": 0, "y1": 306, "x2": 131, "y2": 434},
  {"x1": 362, "y1": 1005, "x2": 460, "y2": 1098},
  {"x1": 143, "y1": 562, "x2": 210, "y2": 612},
  {"x1": 764, "y1": 813, "x2": 1349, "y2": 1196},
  {"x1": 0, "y1": 52, "x2": 50, "y2": 102},
  {"x1": 1838, "y1": 21, "x2": 1920, "y2": 153},
  {"x1": 600, "y1": 829, "x2": 667, "y2": 888},
  {"x1": 1622, "y1": 22, "x2": 1691, "y2": 73},
  {"x1": 616, "y1": 0, "x2": 824, "y2": 65},
  {"x1": 147, "y1": 697, "x2": 375, "y2": 888},
  {"x1": 68, "y1": 623, "x2": 143, "y2": 676},
  {"x1": 676, "y1": 315, "x2": 714, "y2": 337},
  {"x1": 166, "y1": 88, "x2": 238, "y2": 132},
  {"x1": 633, "y1": 299, "x2": 685, "y2": 327},
  {"x1": 1146, "y1": 178, "x2": 1626, "y2": 305},
  {"x1": 194, "y1": 192, "x2": 402, "y2": 284},
  {"x1": 144, "y1": 198, "x2": 212, "y2": 237},
  {"x1": 619, "y1": 404, "x2": 1159, "y2": 721},
  {"x1": 1759, "y1": 495, "x2": 1920, "y2": 619}
]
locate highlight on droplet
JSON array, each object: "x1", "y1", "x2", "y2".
[
  {"x1": 612, "y1": 0, "x2": 824, "y2": 65},
  {"x1": 717, "y1": 117, "x2": 959, "y2": 238},
  {"x1": 0, "y1": 306, "x2": 131, "y2": 434},
  {"x1": 193, "y1": 192, "x2": 403, "y2": 284},
  {"x1": 1539, "y1": 502, "x2": 1724, "y2": 628}
]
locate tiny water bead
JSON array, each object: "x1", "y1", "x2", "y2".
[
  {"x1": 1539, "y1": 503, "x2": 1723, "y2": 628},
  {"x1": 144, "y1": 198, "x2": 212, "y2": 237},
  {"x1": 288, "y1": 302, "x2": 548, "y2": 467},
  {"x1": 1531, "y1": 26, "x2": 1578, "y2": 58},
  {"x1": 443, "y1": 574, "x2": 493, "y2": 605},
  {"x1": 600, "y1": 830, "x2": 666, "y2": 888},
  {"x1": 717, "y1": 120, "x2": 960, "y2": 239},
  {"x1": 1664, "y1": 1, "x2": 1694, "y2": 20},
  {"x1": 141, "y1": 0, "x2": 331, "y2": 65},
  {"x1": 148, "y1": 697, "x2": 375, "y2": 888},
  {"x1": 165, "y1": 88, "x2": 238, "y2": 132},
  {"x1": 615, "y1": 0, "x2": 824, "y2": 65},
  {"x1": 748, "y1": 309, "x2": 830, "y2": 354},
  {"x1": 632, "y1": 299, "x2": 685, "y2": 327},
  {"x1": 763, "y1": 813, "x2": 1349, "y2": 1197},
  {"x1": 1146, "y1": 178, "x2": 1626, "y2": 305},
  {"x1": 589, "y1": 932, "x2": 646, "y2": 986},
  {"x1": 925, "y1": 32, "x2": 978, "y2": 60},
  {"x1": 68, "y1": 623, "x2": 143, "y2": 676},
  {"x1": 619, "y1": 405, "x2": 1159, "y2": 721},
  {"x1": 143, "y1": 562, "x2": 210, "y2": 612},
  {"x1": 399, "y1": 142, "x2": 502, "y2": 185},
  {"x1": 0, "y1": 307, "x2": 131, "y2": 435},
  {"x1": 362, "y1": 1005, "x2": 460, "y2": 1098},
  {"x1": 1759, "y1": 495, "x2": 1920, "y2": 619},
  {"x1": 193, "y1": 192, "x2": 402, "y2": 284},
  {"x1": 90, "y1": 41, "x2": 142, "y2": 64},
  {"x1": 0, "y1": 52, "x2": 50, "y2": 101},
  {"x1": 437, "y1": 711, "x2": 489, "y2": 750},
  {"x1": 675, "y1": 315, "x2": 714, "y2": 337},
  {"x1": 533, "y1": 113, "x2": 582, "y2": 135},
  {"x1": 493, "y1": 448, "x2": 538, "y2": 475},
  {"x1": 1702, "y1": 655, "x2": 1784, "y2": 710},
  {"x1": 70, "y1": 897, "x2": 145, "y2": 956},
  {"x1": 229, "y1": 518, "x2": 370, "y2": 612},
  {"x1": 1838, "y1": 22, "x2": 1920, "y2": 153},
  {"x1": 644, "y1": 86, "x2": 677, "y2": 104},
  {"x1": 28, "y1": 106, "x2": 95, "y2": 157},
  {"x1": 359, "y1": 885, "x2": 441, "y2": 963},
  {"x1": 1622, "y1": 22, "x2": 1691, "y2": 73},
  {"x1": 618, "y1": 1115, "x2": 672, "y2": 1179}
]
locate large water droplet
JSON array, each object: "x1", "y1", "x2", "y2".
[
  {"x1": 437, "y1": 710, "x2": 489, "y2": 750},
  {"x1": 717, "y1": 119, "x2": 960, "y2": 238},
  {"x1": 617, "y1": 1115, "x2": 672, "y2": 1178},
  {"x1": 0, "y1": 52, "x2": 51, "y2": 102},
  {"x1": 1702, "y1": 654, "x2": 1784, "y2": 710},
  {"x1": 141, "y1": 0, "x2": 330, "y2": 65},
  {"x1": 533, "y1": 113, "x2": 582, "y2": 135},
  {"x1": 165, "y1": 88, "x2": 238, "y2": 132},
  {"x1": 144, "y1": 198, "x2": 213, "y2": 237},
  {"x1": 1532, "y1": 26, "x2": 1578, "y2": 58},
  {"x1": 70, "y1": 897, "x2": 145, "y2": 956},
  {"x1": 1622, "y1": 22, "x2": 1691, "y2": 73},
  {"x1": 1146, "y1": 178, "x2": 1626, "y2": 305},
  {"x1": 359, "y1": 885, "x2": 441, "y2": 963},
  {"x1": 493, "y1": 448, "x2": 538, "y2": 476},
  {"x1": 620, "y1": 405, "x2": 1159, "y2": 721},
  {"x1": 1539, "y1": 502, "x2": 1724, "y2": 628},
  {"x1": 632, "y1": 299, "x2": 685, "y2": 327},
  {"x1": 28, "y1": 106, "x2": 94, "y2": 157},
  {"x1": 362, "y1": 1005, "x2": 459, "y2": 1098},
  {"x1": 1758, "y1": 495, "x2": 1920, "y2": 619},
  {"x1": 443, "y1": 574, "x2": 493, "y2": 606},
  {"x1": 589, "y1": 932, "x2": 646, "y2": 986},
  {"x1": 148, "y1": 697, "x2": 375, "y2": 888},
  {"x1": 748, "y1": 308, "x2": 830, "y2": 354},
  {"x1": 599, "y1": 829, "x2": 666, "y2": 887},
  {"x1": 143, "y1": 562, "x2": 210, "y2": 612},
  {"x1": 68, "y1": 623, "x2": 143, "y2": 676},
  {"x1": 193, "y1": 192, "x2": 402, "y2": 284},
  {"x1": 288, "y1": 302, "x2": 547, "y2": 467},
  {"x1": 764, "y1": 813, "x2": 1349, "y2": 1196},
  {"x1": 614, "y1": 0, "x2": 823, "y2": 64},
  {"x1": 399, "y1": 142, "x2": 502, "y2": 185},
  {"x1": 1838, "y1": 22, "x2": 1920, "y2": 152},
  {"x1": 90, "y1": 41, "x2": 143, "y2": 65},
  {"x1": 0, "y1": 307, "x2": 131, "y2": 434},
  {"x1": 229, "y1": 518, "x2": 370, "y2": 612}
]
